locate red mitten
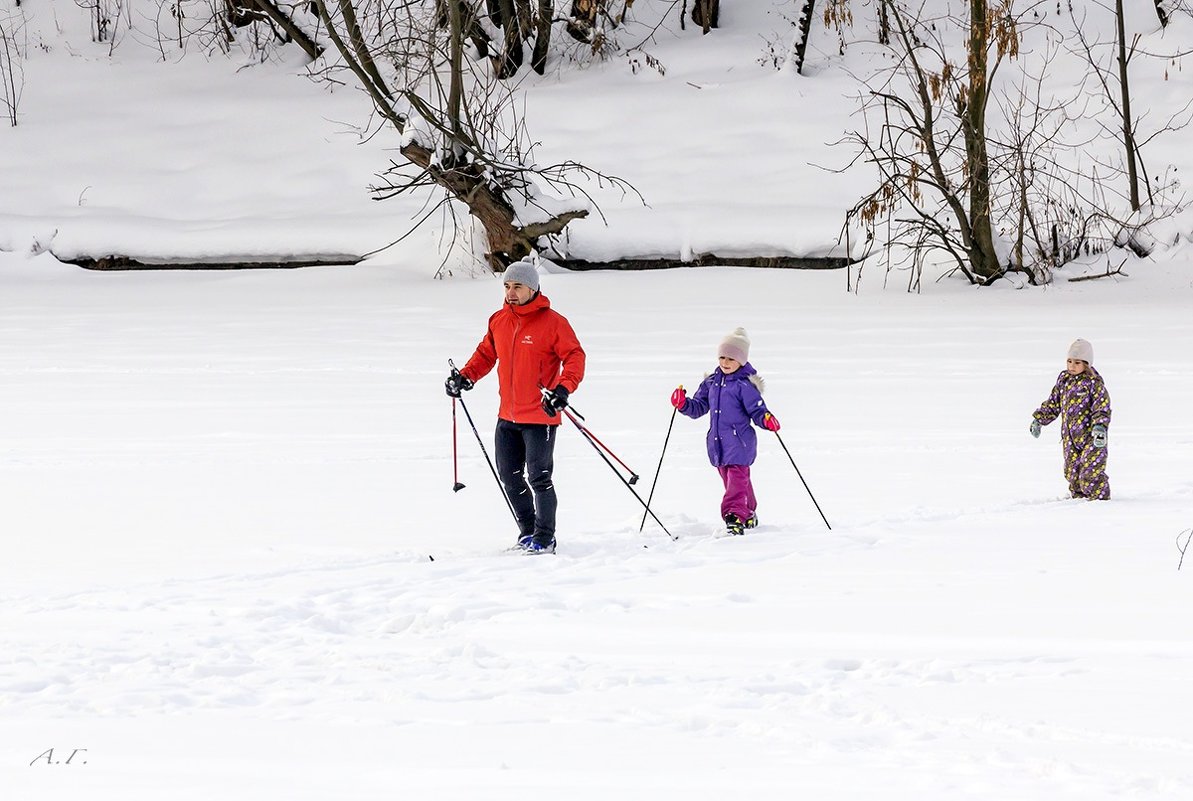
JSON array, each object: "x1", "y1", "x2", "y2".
[
  {"x1": 763, "y1": 413, "x2": 781, "y2": 432},
  {"x1": 670, "y1": 386, "x2": 687, "y2": 410}
]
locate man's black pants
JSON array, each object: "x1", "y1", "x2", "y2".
[{"x1": 494, "y1": 419, "x2": 558, "y2": 544}]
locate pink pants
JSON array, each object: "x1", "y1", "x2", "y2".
[{"x1": 717, "y1": 464, "x2": 756, "y2": 522}]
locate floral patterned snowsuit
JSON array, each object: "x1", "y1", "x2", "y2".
[{"x1": 1032, "y1": 367, "x2": 1112, "y2": 499}]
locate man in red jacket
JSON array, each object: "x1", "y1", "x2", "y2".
[{"x1": 445, "y1": 259, "x2": 586, "y2": 554}]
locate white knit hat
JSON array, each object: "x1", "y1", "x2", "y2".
[
  {"x1": 1067, "y1": 338, "x2": 1094, "y2": 364},
  {"x1": 502, "y1": 259, "x2": 540, "y2": 292},
  {"x1": 718, "y1": 327, "x2": 750, "y2": 364}
]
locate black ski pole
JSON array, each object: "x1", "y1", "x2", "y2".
[
  {"x1": 773, "y1": 431, "x2": 832, "y2": 531},
  {"x1": 639, "y1": 400, "x2": 679, "y2": 532},
  {"x1": 561, "y1": 408, "x2": 677, "y2": 540},
  {"x1": 455, "y1": 393, "x2": 519, "y2": 526},
  {"x1": 451, "y1": 397, "x2": 465, "y2": 492}
]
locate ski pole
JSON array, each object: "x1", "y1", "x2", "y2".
[
  {"x1": 544, "y1": 391, "x2": 639, "y2": 484},
  {"x1": 570, "y1": 406, "x2": 639, "y2": 484},
  {"x1": 454, "y1": 393, "x2": 520, "y2": 526},
  {"x1": 639, "y1": 395, "x2": 680, "y2": 532},
  {"x1": 772, "y1": 431, "x2": 832, "y2": 531},
  {"x1": 561, "y1": 407, "x2": 677, "y2": 540},
  {"x1": 451, "y1": 397, "x2": 465, "y2": 492}
]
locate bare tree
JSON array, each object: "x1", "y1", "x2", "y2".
[
  {"x1": 143, "y1": 0, "x2": 321, "y2": 60},
  {"x1": 121, "y1": 0, "x2": 635, "y2": 270},
  {"x1": 1068, "y1": 1, "x2": 1193, "y2": 216},
  {"x1": 310, "y1": 0, "x2": 636, "y2": 271},
  {"x1": 841, "y1": 0, "x2": 1188, "y2": 288},
  {"x1": 842, "y1": 0, "x2": 1019, "y2": 286},
  {"x1": 0, "y1": 6, "x2": 23, "y2": 126},
  {"x1": 75, "y1": 0, "x2": 125, "y2": 44},
  {"x1": 988, "y1": 40, "x2": 1115, "y2": 283},
  {"x1": 470, "y1": 0, "x2": 636, "y2": 76},
  {"x1": 565, "y1": 0, "x2": 636, "y2": 56}
]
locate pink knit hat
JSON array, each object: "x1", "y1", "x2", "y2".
[{"x1": 718, "y1": 327, "x2": 750, "y2": 363}]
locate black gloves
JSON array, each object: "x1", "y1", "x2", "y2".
[
  {"x1": 445, "y1": 370, "x2": 474, "y2": 398},
  {"x1": 541, "y1": 385, "x2": 569, "y2": 417}
]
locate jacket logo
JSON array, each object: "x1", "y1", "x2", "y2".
[{"x1": 521, "y1": 335, "x2": 534, "y2": 345}]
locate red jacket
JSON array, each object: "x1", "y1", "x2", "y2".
[{"x1": 461, "y1": 292, "x2": 586, "y2": 425}]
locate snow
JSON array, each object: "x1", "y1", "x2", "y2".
[{"x1": 3, "y1": 1, "x2": 1193, "y2": 799}]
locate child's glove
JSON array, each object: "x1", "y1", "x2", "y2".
[
  {"x1": 1029, "y1": 420, "x2": 1041, "y2": 438},
  {"x1": 670, "y1": 386, "x2": 686, "y2": 411},
  {"x1": 763, "y1": 413, "x2": 781, "y2": 432},
  {"x1": 1091, "y1": 424, "x2": 1107, "y2": 449}
]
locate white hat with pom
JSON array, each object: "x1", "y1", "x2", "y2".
[{"x1": 718, "y1": 327, "x2": 750, "y2": 364}]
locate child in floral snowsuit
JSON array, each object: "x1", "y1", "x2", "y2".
[
  {"x1": 671, "y1": 328, "x2": 781, "y2": 535},
  {"x1": 1030, "y1": 338, "x2": 1112, "y2": 500}
]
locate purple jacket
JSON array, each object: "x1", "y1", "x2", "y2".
[
  {"x1": 680, "y1": 363, "x2": 773, "y2": 467},
  {"x1": 1033, "y1": 367, "x2": 1112, "y2": 451}
]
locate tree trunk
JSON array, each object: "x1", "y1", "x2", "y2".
[
  {"x1": 448, "y1": 0, "x2": 465, "y2": 150},
  {"x1": 1154, "y1": 0, "x2": 1169, "y2": 27},
  {"x1": 692, "y1": 0, "x2": 719, "y2": 34},
  {"x1": 792, "y1": 0, "x2": 816, "y2": 74},
  {"x1": 1116, "y1": 0, "x2": 1141, "y2": 211},
  {"x1": 494, "y1": 0, "x2": 524, "y2": 77},
  {"x1": 964, "y1": 0, "x2": 1000, "y2": 280},
  {"x1": 246, "y1": 0, "x2": 324, "y2": 60},
  {"x1": 400, "y1": 140, "x2": 587, "y2": 269},
  {"x1": 435, "y1": 2, "x2": 493, "y2": 57},
  {"x1": 531, "y1": 0, "x2": 552, "y2": 74}
]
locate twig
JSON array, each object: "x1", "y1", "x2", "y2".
[{"x1": 1068, "y1": 258, "x2": 1128, "y2": 282}]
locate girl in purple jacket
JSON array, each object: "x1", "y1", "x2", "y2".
[{"x1": 671, "y1": 328, "x2": 781, "y2": 535}]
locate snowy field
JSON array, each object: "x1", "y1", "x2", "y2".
[
  {"x1": 3, "y1": 258, "x2": 1192, "y2": 799},
  {"x1": 4, "y1": 0, "x2": 1193, "y2": 798}
]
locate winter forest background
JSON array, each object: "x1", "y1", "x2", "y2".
[
  {"x1": 5, "y1": 0, "x2": 1192, "y2": 280},
  {"x1": 3, "y1": 1, "x2": 1193, "y2": 799}
]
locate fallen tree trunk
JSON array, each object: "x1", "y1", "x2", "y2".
[
  {"x1": 551, "y1": 254, "x2": 851, "y2": 271},
  {"x1": 56, "y1": 254, "x2": 362, "y2": 270},
  {"x1": 397, "y1": 139, "x2": 588, "y2": 270},
  {"x1": 55, "y1": 252, "x2": 849, "y2": 272}
]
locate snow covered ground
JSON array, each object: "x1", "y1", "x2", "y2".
[
  {"x1": 3, "y1": 1, "x2": 1193, "y2": 799},
  {"x1": 3, "y1": 258, "x2": 1192, "y2": 799}
]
